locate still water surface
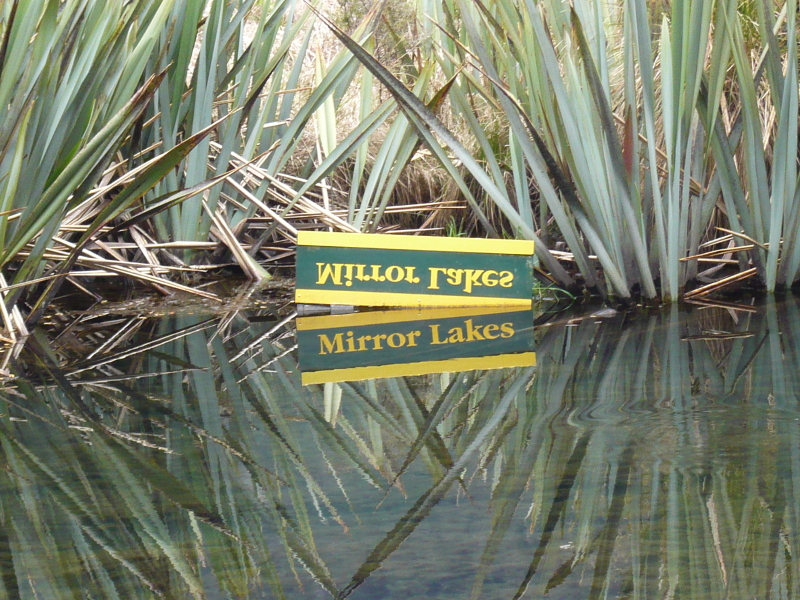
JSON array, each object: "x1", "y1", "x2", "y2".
[{"x1": 4, "y1": 297, "x2": 798, "y2": 598}]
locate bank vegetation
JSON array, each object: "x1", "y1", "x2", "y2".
[{"x1": 0, "y1": 0, "x2": 796, "y2": 336}]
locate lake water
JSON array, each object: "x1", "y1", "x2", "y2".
[{"x1": 3, "y1": 295, "x2": 798, "y2": 599}]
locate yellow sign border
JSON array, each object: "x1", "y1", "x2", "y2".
[
  {"x1": 295, "y1": 289, "x2": 532, "y2": 308},
  {"x1": 301, "y1": 352, "x2": 537, "y2": 385},
  {"x1": 296, "y1": 306, "x2": 529, "y2": 330},
  {"x1": 298, "y1": 231, "x2": 534, "y2": 256}
]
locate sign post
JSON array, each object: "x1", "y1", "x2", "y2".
[{"x1": 295, "y1": 231, "x2": 534, "y2": 307}]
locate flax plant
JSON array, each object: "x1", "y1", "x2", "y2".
[
  {"x1": 326, "y1": 0, "x2": 800, "y2": 301},
  {"x1": 0, "y1": 0, "x2": 409, "y2": 328},
  {"x1": 138, "y1": 0, "x2": 391, "y2": 249},
  {"x1": 0, "y1": 0, "x2": 182, "y2": 309}
]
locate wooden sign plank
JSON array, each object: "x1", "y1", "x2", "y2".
[
  {"x1": 295, "y1": 231, "x2": 534, "y2": 307},
  {"x1": 297, "y1": 306, "x2": 535, "y2": 385}
]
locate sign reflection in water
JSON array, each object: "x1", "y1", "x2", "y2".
[
  {"x1": 2, "y1": 298, "x2": 800, "y2": 599},
  {"x1": 296, "y1": 306, "x2": 536, "y2": 384}
]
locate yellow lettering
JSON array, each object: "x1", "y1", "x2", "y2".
[
  {"x1": 357, "y1": 335, "x2": 371, "y2": 350},
  {"x1": 405, "y1": 266, "x2": 420, "y2": 283},
  {"x1": 498, "y1": 271, "x2": 514, "y2": 287},
  {"x1": 385, "y1": 265, "x2": 404, "y2": 283},
  {"x1": 368, "y1": 264, "x2": 385, "y2": 282},
  {"x1": 316, "y1": 263, "x2": 343, "y2": 285},
  {"x1": 345, "y1": 331, "x2": 356, "y2": 351},
  {"x1": 343, "y1": 264, "x2": 362, "y2": 287},
  {"x1": 500, "y1": 323, "x2": 514, "y2": 338},
  {"x1": 446, "y1": 269, "x2": 463, "y2": 286},
  {"x1": 463, "y1": 269, "x2": 483, "y2": 293},
  {"x1": 386, "y1": 333, "x2": 405, "y2": 348},
  {"x1": 429, "y1": 324, "x2": 448, "y2": 344},
  {"x1": 428, "y1": 267, "x2": 447, "y2": 290},
  {"x1": 371, "y1": 334, "x2": 388, "y2": 350},
  {"x1": 406, "y1": 330, "x2": 421, "y2": 347},
  {"x1": 319, "y1": 333, "x2": 345, "y2": 355},
  {"x1": 482, "y1": 270, "x2": 499, "y2": 287},
  {"x1": 448, "y1": 327, "x2": 466, "y2": 343},
  {"x1": 465, "y1": 319, "x2": 485, "y2": 341},
  {"x1": 484, "y1": 324, "x2": 499, "y2": 339}
]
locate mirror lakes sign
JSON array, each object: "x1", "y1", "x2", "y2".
[
  {"x1": 295, "y1": 231, "x2": 534, "y2": 307},
  {"x1": 297, "y1": 306, "x2": 536, "y2": 385}
]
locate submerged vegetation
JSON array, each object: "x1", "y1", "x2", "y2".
[{"x1": 0, "y1": 0, "x2": 797, "y2": 333}]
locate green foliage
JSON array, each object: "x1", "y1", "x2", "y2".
[
  {"x1": 0, "y1": 0, "x2": 396, "y2": 327},
  {"x1": 326, "y1": 0, "x2": 800, "y2": 301},
  {"x1": 0, "y1": 0, "x2": 178, "y2": 301},
  {"x1": 2, "y1": 0, "x2": 799, "y2": 324}
]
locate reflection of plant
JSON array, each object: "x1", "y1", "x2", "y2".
[
  {"x1": 2, "y1": 298, "x2": 799, "y2": 598},
  {"x1": 290, "y1": 300, "x2": 795, "y2": 599},
  {"x1": 2, "y1": 312, "x2": 339, "y2": 599},
  {"x1": 532, "y1": 279, "x2": 577, "y2": 306}
]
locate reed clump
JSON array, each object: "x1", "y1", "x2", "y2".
[
  {"x1": 327, "y1": 0, "x2": 800, "y2": 303},
  {"x1": 0, "y1": 0, "x2": 797, "y2": 338}
]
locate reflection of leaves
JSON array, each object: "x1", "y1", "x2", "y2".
[
  {"x1": 0, "y1": 424, "x2": 167, "y2": 596},
  {"x1": 242, "y1": 373, "x2": 348, "y2": 528},
  {"x1": 544, "y1": 554, "x2": 576, "y2": 595},
  {"x1": 344, "y1": 380, "x2": 412, "y2": 442},
  {"x1": 272, "y1": 501, "x2": 340, "y2": 597},
  {"x1": 512, "y1": 432, "x2": 592, "y2": 600},
  {"x1": 385, "y1": 374, "x2": 462, "y2": 493},
  {"x1": 339, "y1": 367, "x2": 536, "y2": 599},
  {"x1": 303, "y1": 402, "x2": 384, "y2": 489},
  {"x1": 587, "y1": 443, "x2": 634, "y2": 600},
  {"x1": 0, "y1": 455, "x2": 21, "y2": 600},
  {"x1": 64, "y1": 319, "x2": 217, "y2": 375},
  {"x1": 102, "y1": 435, "x2": 232, "y2": 536},
  {"x1": 11, "y1": 298, "x2": 800, "y2": 600}
]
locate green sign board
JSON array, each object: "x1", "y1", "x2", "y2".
[
  {"x1": 297, "y1": 306, "x2": 535, "y2": 384},
  {"x1": 295, "y1": 231, "x2": 534, "y2": 307}
]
